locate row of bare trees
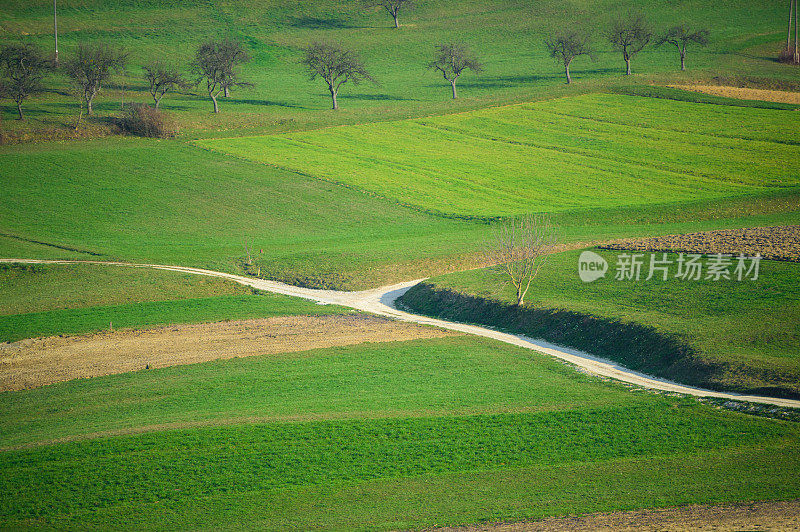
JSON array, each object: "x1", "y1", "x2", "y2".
[{"x1": 546, "y1": 15, "x2": 709, "y2": 84}]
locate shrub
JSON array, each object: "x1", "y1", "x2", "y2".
[
  {"x1": 778, "y1": 48, "x2": 799, "y2": 65},
  {"x1": 118, "y1": 103, "x2": 178, "y2": 138}
]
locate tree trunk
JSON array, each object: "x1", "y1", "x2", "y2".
[
  {"x1": 210, "y1": 92, "x2": 219, "y2": 113},
  {"x1": 795, "y1": 0, "x2": 799, "y2": 63},
  {"x1": 155, "y1": 94, "x2": 162, "y2": 109},
  {"x1": 87, "y1": 96, "x2": 93, "y2": 116},
  {"x1": 330, "y1": 86, "x2": 338, "y2": 110},
  {"x1": 451, "y1": 80, "x2": 457, "y2": 99},
  {"x1": 625, "y1": 56, "x2": 631, "y2": 75},
  {"x1": 565, "y1": 60, "x2": 572, "y2": 84},
  {"x1": 16, "y1": 101, "x2": 23, "y2": 120},
  {"x1": 790, "y1": 0, "x2": 794, "y2": 52},
  {"x1": 393, "y1": 14, "x2": 399, "y2": 28},
  {"x1": 680, "y1": 49, "x2": 686, "y2": 71},
  {"x1": 224, "y1": 86, "x2": 230, "y2": 98}
]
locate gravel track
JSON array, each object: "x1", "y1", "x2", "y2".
[{"x1": 2, "y1": 258, "x2": 799, "y2": 409}]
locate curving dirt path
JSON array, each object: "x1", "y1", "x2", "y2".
[{"x1": 2, "y1": 258, "x2": 800, "y2": 409}]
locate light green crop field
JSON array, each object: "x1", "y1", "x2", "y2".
[
  {"x1": 1, "y1": 336, "x2": 798, "y2": 528},
  {"x1": 398, "y1": 250, "x2": 800, "y2": 398},
  {"x1": 199, "y1": 93, "x2": 800, "y2": 218}
]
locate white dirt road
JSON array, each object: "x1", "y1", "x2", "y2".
[{"x1": 3, "y1": 258, "x2": 799, "y2": 409}]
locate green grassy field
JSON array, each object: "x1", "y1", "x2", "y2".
[
  {"x1": 0, "y1": 263, "x2": 348, "y2": 342},
  {"x1": 398, "y1": 250, "x2": 800, "y2": 397},
  {"x1": 3, "y1": 95, "x2": 798, "y2": 290},
  {"x1": 198, "y1": 93, "x2": 800, "y2": 218},
  {"x1": 0, "y1": 0, "x2": 797, "y2": 139},
  {"x1": 1, "y1": 0, "x2": 799, "y2": 528},
  {"x1": 1, "y1": 335, "x2": 798, "y2": 528}
]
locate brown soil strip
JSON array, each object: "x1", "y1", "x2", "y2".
[
  {"x1": 428, "y1": 498, "x2": 800, "y2": 531},
  {"x1": 600, "y1": 225, "x2": 800, "y2": 262},
  {"x1": 0, "y1": 314, "x2": 458, "y2": 392},
  {"x1": 670, "y1": 84, "x2": 800, "y2": 104}
]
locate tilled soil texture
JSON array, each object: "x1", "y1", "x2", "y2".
[
  {"x1": 428, "y1": 498, "x2": 800, "y2": 531},
  {"x1": 0, "y1": 314, "x2": 458, "y2": 391},
  {"x1": 600, "y1": 225, "x2": 800, "y2": 262},
  {"x1": 670, "y1": 84, "x2": 800, "y2": 105}
]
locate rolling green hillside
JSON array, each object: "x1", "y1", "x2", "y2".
[
  {"x1": 199, "y1": 93, "x2": 800, "y2": 217},
  {"x1": 0, "y1": 0, "x2": 797, "y2": 137},
  {"x1": 1, "y1": 336, "x2": 798, "y2": 528}
]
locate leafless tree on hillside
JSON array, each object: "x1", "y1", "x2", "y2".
[
  {"x1": 656, "y1": 25, "x2": 709, "y2": 71},
  {"x1": 0, "y1": 43, "x2": 51, "y2": 120},
  {"x1": 63, "y1": 42, "x2": 126, "y2": 117},
  {"x1": 428, "y1": 43, "x2": 483, "y2": 99},
  {"x1": 484, "y1": 214, "x2": 559, "y2": 307},
  {"x1": 608, "y1": 13, "x2": 652, "y2": 75},
  {"x1": 300, "y1": 42, "x2": 375, "y2": 110},
  {"x1": 191, "y1": 39, "x2": 252, "y2": 113},
  {"x1": 143, "y1": 61, "x2": 187, "y2": 108},
  {"x1": 363, "y1": 0, "x2": 414, "y2": 28},
  {"x1": 544, "y1": 29, "x2": 593, "y2": 84}
]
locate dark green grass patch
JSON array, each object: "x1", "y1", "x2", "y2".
[
  {"x1": 0, "y1": 293, "x2": 347, "y2": 343},
  {"x1": 0, "y1": 262, "x2": 253, "y2": 315},
  {"x1": 398, "y1": 251, "x2": 800, "y2": 398},
  {"x1": 0, "y1": 336, "x2": 646, "y2": 448},
  {"x1": 1, "y1": 402, "x2": 796, "y2": 528}
]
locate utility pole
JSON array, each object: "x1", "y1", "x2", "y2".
[{"x1": 53, "y1": 0, "x2": 58, "y2": 66}]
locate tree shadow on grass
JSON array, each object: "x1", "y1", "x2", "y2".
[
  {"x1": 338, "y1": 93, "x2": 416, "y2": 101},
  {"x1": 217, "y1": 98, "x2": 309, "y2": 109},
  {"x1": 288, "y1": 16, "x2": 359, "y2": 30}
]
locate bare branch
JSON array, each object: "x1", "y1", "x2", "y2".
[
  {"x1": 300, "y1": 42, "x2": 375, "y2": 110},
  {"x1": 428, "y1": 42, "x2": 483, "y2": 99},
  {"x1": 484, "y1": 214, "x2": 560, "y2": 306}
]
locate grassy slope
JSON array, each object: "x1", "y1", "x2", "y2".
[
  {"x1": 0, "y1": 0, "x2": 796, "y2": 138},
  {"x1": 1, "y1": 335, "x2": 798, "y2": 528},
  {"x1": 198, "y1": 93, "x2": 800, "y2": 217},
  {"x1": 0, "y1": 263, "x2": 348, "y2": 342},
  {"x1": 3, "y1": 95, "x2": 799, "y2": 290},
  {"x1": 400, "y1": 250, "x2": 800, "y2": 397}
]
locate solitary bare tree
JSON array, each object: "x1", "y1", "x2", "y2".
[
  {"x1": 657, "y1": 25, "x2": 709, "y2": 71},
  {"x1": 608, "y1": 13, "x2": 652, "y2": 75},
  {"x1": 63, "y1": 42, "x2": 126, "y2": 116},
  {"x1": 300, "y1": 42, "x2": 374, "y2": 110},
  {"x1": 191, "y1": 39, "x2": 252, "y2": 113},
  {"x1": 143, "y1": 61, "x2": 187, "y2": 108},
  {"x1": 544, "y1": 29, "x2": 593, "y2": 84},
  {"x1": 428, "y1": 43, "x2": 483, "y2": 99},
  {"x1": 0, "y1": 43, "x2": 51, "y2": 120},
  {"x1": 363, "y1": 0, "x2": 413, "y2": 28},
  {"x1": 484, "y1": 214, "x2": 559, "y2": 307}
]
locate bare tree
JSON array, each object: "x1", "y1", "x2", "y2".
[
  {"x1": 300, "y1": 42, "x2": 375, "y2": 110},
  {"x1": 607, "y1": 13, "x2": 652, "y2": 75},
  {"x1": 0, "y1": 43, "x2": 51, "y2": 120},
  {"x1": 428, "y1": 43, "x2": 483, "y2": 99},
  {"x1": 63, "y1": 42, "x2": 126, "y2": 116},
  {"x1": 484, "y1": 214, "x2": 559, "y2": 307},
  {"x1": 544, "y1": 29, "x2": 593, "y2": 84},
  {"x1": 657, "y1": 25, "x2": 709, "y2": 71},
  {"x1": 143, "y1": 61, "x2": 187, "y2": 108},
  {"x1": 217, "y1": 40, "x2": 251, "y2": 97},
  {"x1": 191, "y1": 39, "x2": 252, "y2": 113},
  {"x1": 363, "y1": 0, "x2": 413, "y2": 29}
]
